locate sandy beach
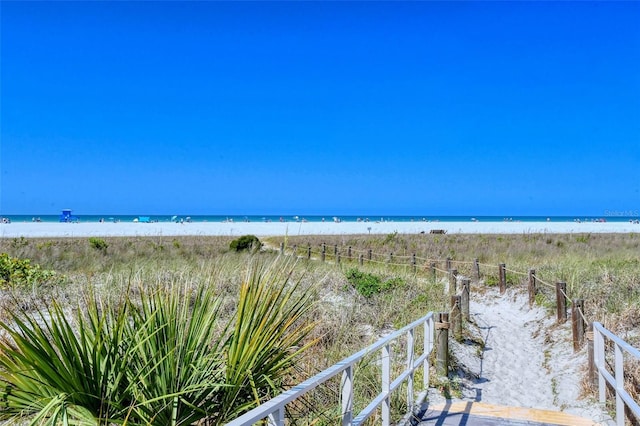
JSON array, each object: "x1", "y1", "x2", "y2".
[{"x1": 1, "y1": 220, "x2": 639, "y2": 238}]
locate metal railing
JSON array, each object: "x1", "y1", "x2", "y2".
[
  {"x1": 593, "y1": 322, "x2": 640, "y2": 426},
  {"x1": 225, "y1": 312, "x2": 435, "y2": 426}
]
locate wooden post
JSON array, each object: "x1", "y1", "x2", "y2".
[
  {"x1": 587, "y1": 322, "x2": 596, "y2": 388},
  {"x1": 498, "y1": 263, "x2": 506, "y2": 294},
  {"x1": 358, "y1": 254, "x2": 363, "y2": 266},
  {"x1": 449, "y1": 269, "x2": 458, "y2": 295},
  {"x1": 321, "y1": 244, "x2": 326, "y2": 262},
  {"x1": 436, "y1": 312, "x2": 449, "y2": 376},
  {"x1": 450, "y1": 296, "x2": 462, "y2": 340},
  {"x1": 388, "y1": 252, "x2": 393, "y2": 264},
  {"x1": 528, "y1": 269, "x2": 536, "y2": 308},
  {"x1": 334, "y1": 244, "x2": 338, "y2": 258},
  {"x1": 474, "y1": 258, "x2": 480, "y2": 279},
  {"x1": 412, "y1": 253, "x2": 416, "y2": 273},
  {"x1": 279, "y1": 242, "x2": 284, "y2": 255},
  {"x1": 461, "y1": 279, "x2": 470, "y2": 321},
  {"x1": 572, "y1": 299, "x2": 585, "y2": 352},
  {"x1": 348, "y1": 246, "x2": 352, "y2": 260},
  {"x1": 337, "y1": 252, "x2": 341, "y2": 264},
  {"x1": 368, "y1": 249, "x2": 372, "y2": 261},
  {"x1": 446, "y1": 257, "x2": 452, "y2": 271},
  {"x1": 556, "y1": 282, "x2": 567, "y2": 323},
  {"x1": 430, "y1": 262, "x2": 437, "y2": 281},
  {"x1": 292, "y1": 244, "x2": 297, "y2": 257}
]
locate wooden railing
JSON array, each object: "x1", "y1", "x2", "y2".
[
  {"x1": 224, "y1": 312, "x2": 435, "y2": 426},
  {"x1": 593, "y1": 322, "x2": 640, "y2": 426}
]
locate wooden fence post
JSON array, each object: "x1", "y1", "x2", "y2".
[
  {"x1": 337, "y1": 252, "x2": 341, "y2": 264},
  {"x1": 449, "y1": 269, "x2": 458, "y2": 295},
  {"x1": 474, "y1": 258, "x2": 480, "y2": 279},
  {"x1": 334, "y1": 245, "x2": 338, "y2": 258},
  {"x1": 358, "y1": 254, "x2": 363, "y2": 266},
  {"x1": 461, "y1": 279, "x2": 470, "y2": 321},
  {"x1": 587, "y1": 322, "x2": 596, "y2": 388},
  {"x1": 307, "y1": 245, "x2": 311, "y2": 260},
  {"x1": 321, "y1": 244, "x2": 326, "y2": 262},
  {"x1": 446, "y1": 257, "x2": 452, "y2": 271},
  {"x1": 368, "y1": 249, "x2": 372, "y2": 261},
  {"x1": 436, "y1": 312, "x2": 449, "y2": 376},
  {"x1": 498, "y1": 263, "x2": 506, "y2": 294},
  {"x1": 279, "y1": 242, "x2": 284, "y2": 255},
  {"x1": 572, "y1": 299, "x2": 585, "y2": 352},
  {"x1": 556, "y1": 282, "x2": 567, "y2": 323},
  {"x1": 450, "y1": 296, "x2": 462, "y2": 340},
  {"x1": 348, "y1": 246, "x2": 352, "y2": 260},
  {"x1": 388, "y1": 252, "x2": 393, "y2": 264},
  {"x1": 430, "y1": 262, "x2": 437, "y2": 281},
  {"x1": 412, "y1": 253, "x2": 417, "y2": 273},
  {"x1": 528, "y1": 269, "x2": 536, "y2": 308}
]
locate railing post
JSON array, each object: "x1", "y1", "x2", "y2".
[
  {"x1": 368, "y1": 249, "x2": 372, "y2": 261},
  {"x1": 279, "y1": 242, "x2": 284, "y2": 255},
  {"x1": 528, "y1": 269, "x2": 536, "y2": 307},
  {"x1": 448, "y1": 268, "x2": 458, "y2": 295},
  {"x1": 307, "y1": 245, "x2": 311, "y2": 260},
  {"x1": 446, "y1": 257, "x2": 452, "y2": 271},
  {"x1": 382, "y1": 344, "x2": 391, "y2": 426},
  {"x1": 348, "y1": 246, "x2": 352, "y2": 260},
  {"x1": 358, "y1": 254, "x2": 363, "y2": 266},
  {"x1": 474, "y1": 258, "x2": 480, "y2": 279},
  {"x1": 587, "y1": 322, "x2": 596, "y2": 388},
  {"x1": 450, "y1": 296, "x2": 462, "y2": 340},
  {"x1": 572, "y1": 299, "x2": 585, "y2": 352},
  {"x1": 267, "y1": 408, "x2": 285, "y2": 426},
  {"x1": 594, "y1": 325, "x2": 606, "y2": 403},
  {"x1": 556, "y1": 282, "x2": 567, "y2": 323},
  {"x1": 321, "y1": 243, "x2": 326, "y2": 262},
  {"x1": 615, "y1": 343, "x2": 624, "y2": 426},
  {"x1": 461, "y1": 278, "x2": 470, "y2": 321},
  {"x1": 341, "y1": 365, "x2": 353, "y2": 426},
  {"x1": 412, "y1": 253, "x2": 417, "y2": 273},
  {"x1": 424, "y1": 316, "x2": 434, "y2": 390},
  {"x1": 436, "y1": 312, "x2": 449, "y2": 376},
  {"x1": 406, "y1": 328, "x2": 415, "y2": 411},
  {"x1": 498, "y1": 263, "x2": 506, "y2": 294}
]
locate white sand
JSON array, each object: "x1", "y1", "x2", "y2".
[
  {"x1": 1, "y1": 220, "x2": 639, "y2": 238},
  {"x1": 429, "y1": 287, "x2": 614, "y2": 424}
]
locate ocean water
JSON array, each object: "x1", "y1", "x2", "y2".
[{"x1": 2, "y1": 214, "x2": 638, "y2": 224}]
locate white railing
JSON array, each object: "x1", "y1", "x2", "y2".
[
  {"x1": 225, "y1": 312, "x2": 435, "y2": 426},
  {"x1": 593, "y1": 322, "x2": 640, "y2": 426}
]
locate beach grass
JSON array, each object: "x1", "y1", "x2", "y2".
[{"x1": 0, "y1": 232, "x2": 638, "y2": 423}]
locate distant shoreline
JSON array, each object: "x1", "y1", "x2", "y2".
[{"x1": 2, "y1": 221, "x2": 639, "y2": 238}]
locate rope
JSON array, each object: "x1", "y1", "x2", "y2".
[
  {"x1": 504, "y1": 268, "x2": 528, "y2": 277},
  {"x1": 559, "y1": 286, "x2": 570, "y2": 301},
  {"x1": 450, "y1": 259, "x2": 475, "y2": 265},
  {"x1": 432, "y1": 266, "x2": 450, "y2": 275},
  {"x1": 578, "y1": 306, "x2": 590, "y2": 325},
  {"x1": 533, "y1": 276, "x2": 555, "y2": 290}
]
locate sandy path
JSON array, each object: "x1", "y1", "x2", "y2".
[{"x1": 430, "y1": 287, "x2": 614, "y2": 424}]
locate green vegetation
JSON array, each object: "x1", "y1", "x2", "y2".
[
  {"x1": 230, "y1": 235, "x2": 261, "y2": 252},
  {"x1": 1, "y1": 232, "x2": 639, "y2": 423},
  {"x1": 345, "y1": 268, "x2": 404, "y2": 297},
  {"x1": 89, "y1": 237, "x2": 108, "y2": 251},
  {"x1": 0, "y1": 257, "x2": 314, "y2": 425},
  {"x1": 0, "y1": 252, "x2": 63, "y2": 289}
]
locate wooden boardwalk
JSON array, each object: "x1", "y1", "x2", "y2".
[{"x1": 415, "y1": 402, "x2": 599, "y2": 425}]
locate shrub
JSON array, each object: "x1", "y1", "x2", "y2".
[
  {"x1": 88, "y1": 237, "x2": 108, "y2": 251},
  {"x1": 0, "y1": 253, "x2": 62, "y2": 289},
  {"x1": 345, "y1": 268, "x2": 403, "y2": 298},
  {"x1": 230, "y1": 235, "x2": 261, "y2": 252}
]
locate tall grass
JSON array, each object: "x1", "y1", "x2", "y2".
[{"x1": 0, "y1": 256, "x2": 316, "y2": 425}]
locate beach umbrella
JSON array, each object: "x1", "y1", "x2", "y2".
[{"x1": 171, "y1": 215, "x2": 178, "y2": 222}]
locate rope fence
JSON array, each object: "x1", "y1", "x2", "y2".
[{"x1": 277, "y1": 240, "x2": 637, "y2": 425}]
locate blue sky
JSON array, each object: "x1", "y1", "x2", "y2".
[{"x1": 2, "y1": 1, "x2": 639, "y2": 216}]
